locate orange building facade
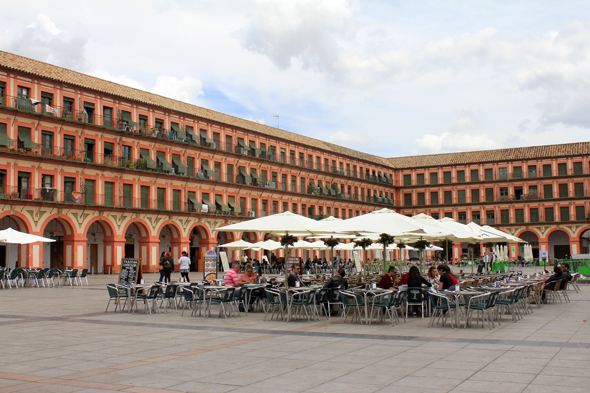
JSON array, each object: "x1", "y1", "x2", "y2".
[{"x1": 0, "y1": 51, "x2": 587, "y2": 272}]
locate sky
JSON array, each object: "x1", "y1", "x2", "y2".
[{"x1": 2, "y1": 0, "x2": 590, "y2": 159}]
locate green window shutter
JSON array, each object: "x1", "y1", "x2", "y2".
[
  {"x1": 0, "y1": 123, "x2": 12, "y2": 147},
  {"x1": 530, "y1": 208, "x2": 539, "y2": 223},
  {"x1": 444, "y1": 191, "x2": 452, "y2": 204},
  {"x1": 84, "y1": 180, "x2": 95, "y2": 205},
  {"x1": 573, "y1": 162, "x2": 583, "y2": 175},
  {"x1": 501, "y1": 210, "x2": 509, "y2": 224},
  {"x1": 559, "y1": 183, "x2": 569, "y2": 198},
  {"x1": 560, "y1": 206, "x2": 570, "y2": 222},
  {"x1": 157, "y1": 188, "x2": 165, "y2": 210},
  {"x1": 545, "y1": 207, "x2": 554, "y2": 222},
  {"x1": 17, "y1": 126, "x2": 37, "y2": 149},
  {"x1": 140, "y1": 185, "x2": 149, "y2": 209},
  {"x1": 140, "y1": 149, "x2": 157, "y2": 169},
  {"x1": 123, "y1": 184, "x2": 132, "y2": 207},
  {"x1": 104, "y1": 182, "x2": 114, "y2": 206},
  {"x1": 430, "y1": 192, "x2": 438, "y2": 205},
  {"x1": 515, "y1": 209, "x2": 524, "y2": 223},
  {"x1": 457, "y1": 190, "x2": 465, "y2": 204},
  {"x1": 156, "y1": 151, "x2": 172, "y2": 172},
  {"x1": 576, "y1": 206, "x2": 585, "y2": 221},
  {"x1": 575, "y1": 183, "x2": 584, "y2": 197},
  {"x1": 417, "y1": 192, "x2": 425, "y2": 206},
  {"x1": 485, "y1": 188, "x2": 494, "y2": 202},
  {"x1": 173, "y1": 189, "x2": 180, "y2": 211},
  {"x1": 471, "y1": 189, "x2": 480, "y2": 203},
  {"x1": 187, "y1": 157, "x2": 194, "y2": 177},
  {"x1": 172, "y1": 154, "x2": 187, "y2": 175}
]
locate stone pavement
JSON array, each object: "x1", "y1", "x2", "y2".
[{"x1": 0, "y1": 272, "x2": 589, "y2": 393}]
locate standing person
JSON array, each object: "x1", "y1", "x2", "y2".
[
  {"x1": 178, "y1": 251, "x2": 191, "y2": 282},
  {"x1": 158, "y1": 251, "x2": 166, "y2": 282},
  {"x1": 162, "y1": 251, "x2": 174, "y2": 283}
]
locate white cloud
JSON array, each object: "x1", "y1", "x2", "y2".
[
  {"x1": 244, "y1": 116, "x2": 265, "y2": 125},
  {"x1": 151, "y1": 76, "x2": 204, "y2": 104},
  {"x1": 88, "y1": 70, "x2": 145, "y2": 90},
  {"x1": 3, "y1": 13, "x2": 88, "y2": 70},
  {"x1": 328, "y1": 131, "x2": 372, "y2": 147},
  {"x1": 415, "y1": 132, "x2": 501, "y2": 154}
]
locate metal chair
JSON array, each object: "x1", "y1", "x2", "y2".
[{"x1": 405, "y1": 287, "x2": 425, "y2": 318}]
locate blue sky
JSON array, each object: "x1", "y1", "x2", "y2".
[{"x1": 2, "y1": 0, "x2": 590, "y2": 158}]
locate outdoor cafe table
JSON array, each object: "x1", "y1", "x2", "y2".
[
  {"x1": 242, "y1": 283, "x2": 269, "y2": 311},
  {"x1": 443, "y1": 289, "x2": 487, "y2": 327},
  {"x1": 199, "y1": 285, "x2": 230, "y2": 317},
  {"x1": 352, "y1": 288, "x2": 395, "y2": 324}
]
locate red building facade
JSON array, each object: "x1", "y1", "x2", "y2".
[{"x1": 0, "y1": 51, "x2": 587, "y2": 271}]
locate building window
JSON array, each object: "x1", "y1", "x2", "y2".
[
  {"x1": 499, "y1": 187, "x2": 509, "y2": 198},
  {"x1": 558, "y1": 163, "x2": 567, "y2": 176},
  {"x1": 403, "y1": 174, "x2": 411, "y2": 186},
  {"x1": 543, "y1": 184, "x2": 553, "y2": 199},
  {"x1": 560, "y1": 206, "x2": 570, "y2": 222},
  {"x1": 123, "y1": 184, "x2": 133, "y2": 207},
  {"x1": 417, "y1": 192, "x2": 425, "y2": 206},
  {"x1": 458, "y1": 212, "x2": 466, "y2": 224},
  {"x1": 430, "y1": 191, "x2": 439, "y2": 205},
  {"x1": 430, "y1": 172, "x2": 438, "y2": 184},
  {"x1": 64, "y1": 135, "x2": 75, "y2": 157},
  {"x1": 443, "y1": 171, "x2": 452, "y2": 184},
  {"x1": 41, "y1": 132, "x2": 53, "y2": 155},
  {"x1": 484, "y1": 168, "x2": 493, "y2": 181},
  {"x1": 457, "y1": 170, "x2": 465, "y2": 183},
  {"x1": 558, "y1": 183, "x2": 569, "y2": 198},
  {"x1": 431, "y1": 213, "x2": 439, "y2": 219},
  {"x1": 103, "y1": 107, "x2": 112, "y2": 127},
  {"x1": 573, "y1": 162, "x2": 583, "y2": 175},
  {"x1": 515, "y1": 209, "x2": 524, "y2": 223},
  {"x1": 530, "y1": 208, "x2": 539, "y2": 223},
  {"x1": 576, "y1": 206, "x2": 586, "y2": 221},
  {"x1": 85, "y1": 179, "x2": 95, "y2": 205},
  {"x1": 121, "y1": 145, "x2": 132, "y2": 164},
  {"x1": 157, "y1": 188, "x2": 166, "y2": 210},
  {"x1": 471, "y1": 189, "x2": 480, "y2": 203},
  {"x1": 457, "y1": 190, "x2": 466, "y2": 204},
  {"x1": 416, "y1": 173, "x2": 425, "y2": 185},
  {"x1": 486, "y1": 211, "x2": 495, "y2": 225},
  {"x1": 545, "y1": 207, "x2": 554, "y2": 222},
  {"x1": 512, "y1": 166, "x2": 522, "y2": 179},
  {"x1": 543, "y1": 164, "x2": 552, "y2": 177},
  {"x1": 470, "y1": 169, "x2": 479, "y2": 182},
  {"x1": 444, "y1": 191, "x2": 452, "y2": 205},
  {"x1": 104, "y1": 181, "x2": 114, "y2": 206},
  {"x1": 472, "y1": 211, "x2": 480, "y2": 224},
  {"x1": 140, "y1": 185, "x2": 149, "y2": 209},
  {"x1": 528, "y1": 166, "x2": 537, "y2": 178},
  {"x1": 574, "y1": 183, "x2": 584, "y2": 197},
  {"x1": 500, "y1": 209, "x2": 509, "y2": 224},
  {"x1": 17, "y1": 86, "x2": 29, "y2": 99},
  {"x1": 41, "y1": 174, "x2": 53, "y2": 188},
  {"x1": 498, "y1": 167, "x2": 507, "y2": 180},
  {"x1": 173, "y1": 189, "x2": 180, "y2": 211}
]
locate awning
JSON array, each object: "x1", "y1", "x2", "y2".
[
  {"x1": 202, "y1": 194, "x2": 213, "y2": 211},
  {"x1": 202, "y1": 162, "x2": 214, "y2": 177},
  {"x1": 251, "y1": 169, "x2": 262, "y2": 183},
  {"x1": 83, "y1": 102, "x2": 95, "y2": 109},
  {"x1": 228, "y1": 196, "x2": 241, "y2": 214},
  {"x1": 329, "y1": 187, "x2": 337, "y2": 196},
  {"x1": 17, "y1": 127, "x2": 37, "y2": 149},
  {"x1": 156, "y1": 151, "x2": 172, "y2": 172},
  {"x1": 186, "y1": 127, "x2": 197, "y2": 142},
  {"x1": 260, "y1": 146, "x2": 268, "y2": 156},
  {"x1": 84, "y1": 138, "x2": 95, "y2": 145},
  {"x1": 239, "y1": 167, "x2": 252, "y2": 183},
  {"x1": 0, "y1": 123, "x2": 13, "y2": 148},
  {"x1": 120, "y1": 111, "x2": 132, "y2": 121},
  {"x1": 172, "y1": 154, "x2": 187, "y2": 175},
  {"x1": 140, "y1": 149, "x2": 157, "y2": 169},
  {"x1": 171, "y1": 123, "x2": 186, "y2": 139},
  {"x1": 249, "y1": 142, "x2": 261, "y2": 155},
  {"x1": 187, "y1": 193, "x2": 202, "y2": 210},
  {"x1": 238, "y1": 139, "x2": 251, "y2": 152},
  {"x1": 215, "y1": 195, "x2": 230, "y2": 212},
  {"x1": 104, "y1": 142, "x2": 114, "y2": 151}
]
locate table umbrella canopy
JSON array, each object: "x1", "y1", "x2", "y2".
[
  {"x1": 214, "y1": 211, "x2": 319, "y2": 236},
  {"x1": 291, "y1": 240, "x2": 316, "y2": 249},
  {"x1": 250, "y1": 239, "x2": 283, "y2": 251},
  {"x1": 424, "y1": 244, "x2": 444, "y2": 251},
  {"x1": 467, "y1": 222, "x2": 525, "y2": 243},
  {"x1": 0, "y1": 227, "x2": 55, "y2": 244},
  {"x1": 218, "y1": 239, "x2": 254, "y2": 249},
  {"x1": 315, "y1": 208, "x2": 448, "y2": 238},
  {"x1": 435, "y1": 217, "x2": 485, "y2": 243}
]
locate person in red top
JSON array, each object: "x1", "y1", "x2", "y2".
[
  {"x1": 378, "y1": 266, "x2": 399, "y2": 289},
  {"x1": 398, "y1": 271, "x2": 409, "y2": 286}
]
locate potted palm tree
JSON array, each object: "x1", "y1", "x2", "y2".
[
  {"x1": 378, "y1": 233, "x2": 395, "y2": 274},
  {"x1": 324, "y1": 237, "x2": 340, "y2": 274},
  {"x1": 354, "y1": 238, "x2": 374, "y2": 277}
]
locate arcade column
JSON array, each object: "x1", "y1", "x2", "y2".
[
  {"x1": 103, "y1": 238, "x2": 126, "y2": 274},
  {"x1": 63, "y1": 239, "x2": 88, "y2": 270},
  {"x1": 139, "y1": 238, "x2": 161, "y2": 273}
]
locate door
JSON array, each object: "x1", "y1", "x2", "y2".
[
  {"x1": 125, "y1": 244, "x2": 135, "y2": 258},
  {"x1": 553, "y1": 245, "x2": 570, "y2": 259},
  {"x1": 51, "y1": 241, "x2": 64, "y2": 270},
  {"x1": 90, "y1": 244, "x2": 98, "y2": 274}
]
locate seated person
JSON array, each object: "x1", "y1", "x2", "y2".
[
  {"x1": 542, "y1": 266, "x2": 563, "y2": 301},
  {"x1": 561, "y1": 263, "x2": 572, "y2": 283},
  {"x1": 398, "y1": 270, "x2": 410, "y2": 286},
  {"x1": 323, "y1": 268, "x2": 348, "y2": 290},
  {"x1": 406, "y1": 266, "x2": 432, "y2": 288},
  {"x1": 427, "y1": 265, "x2": 440, "y2": 285},
  {"x1": 238, "y1": 263, "x2": 259, "y2": 284},
  {"x1": 287, "y1": 264, "x2": 302, "y2": 287},
  {"x1": 437, "y1": 264, "x2": 458, "y2": 290},
  {"x1": 378, "y1": 266, "x2": 399, "y2": 289}
]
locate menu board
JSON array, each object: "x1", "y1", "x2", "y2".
[
  {"x1": 352, "y1": 251, "x2": 362, "y2": 272},
  {"x1": 204, "y1": 250, "x2": 217, "y2": 280},
  {"x1": 219, "y1": 251, "x2": 230, "y2": 272},
  {"x1": 117, "y1": 258, "x2": 142, "y2": 293}
]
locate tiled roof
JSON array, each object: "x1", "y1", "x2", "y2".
[
  {"x1": 387, "y1": 142, "x2": 590, "y2": 169},
  {"x1": 0, "y1": 51, "x2": 394, "y2": 169}
]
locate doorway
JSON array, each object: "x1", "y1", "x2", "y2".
[
  {"x1": 51, "y1": 240, "x2": 64, "y2": 270},
  {"x1": 89, "y1": 244, "x2": 98, "y2": 274},
  {"x1": 554, "y1": 245, "x2": 570, "y2": 259}
]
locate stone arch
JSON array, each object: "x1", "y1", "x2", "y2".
[
  {"x1": 547, "y1": 229, "x2": 571, "y2": 259},
  {"x1": 40, "y1": 215, "x2": 78, "y2": 270},
  {"x1": 0, "y1": 211, "x2": 33, "y2": 233},
  {"x1": 517, "y1": 230, "x2": 540, "y2": 259},
  {"x1": 83, "y1": 216, "x2": 116, "y2": 241},
  {"x1": 83, "y1": 217, "x2": 118, "y2": 274},
  {"x1": 0, "y1": 213, "x2": 34, "y2": 268},
  {"x1": 579, "y1": 228, "x2": 590, "y2": 254}
]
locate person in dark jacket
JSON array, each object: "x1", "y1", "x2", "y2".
[
  {"x1": 406, "y1": 266, "x2": 431, "y2": 316},
  {"x1": 161, "y1": 251, "x2": 174, "y2": 283},
  {"x1": 437, "y1": 264, "x2": 458, "y2": 290},
  {"x1": 323, "y1": 268, "x2": 348, "y2": 290},
  {"x1": 560, "y1": 263, "x2": 572, "y2": 283},
  {"x1": 542, "y1": 265, "x2": 563, "y2": 301},
  {"x1": 378, "y1": 266, "x2": 398, "y2": 289},
  {"x1": 158, "y1": 251, "x2": 166, "y2": 282}
]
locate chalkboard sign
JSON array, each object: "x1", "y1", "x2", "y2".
[{"x1": 118, "y1": 258, "x2": 142, "y2": 292}]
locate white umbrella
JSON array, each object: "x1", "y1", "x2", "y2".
[
  {"x1": 214, "y1": 211, "x2": 319, "y2": 236},
  {"x1": 250, "y1": 239, "x2": 283, "y2": 251},
  {"x1": 291, "y1": 240, "x2": 316, "y2": 249},
  {"x1": 334, "y1": 242, "x2": 361, "y2": 251},
  {"x1": 436, "y1": 217, "x2": 485, "y2": 243},
  {"x1": 425, "y1": 244, "x2": 443, "y2": 251},
  {"x1": 308, "y1": 240, "x2": 329, "y2": 249},
  {"x1": 219, "y1": 239, "x2": 254, "y2": 249},
  {"x1": 0, "y1": 227, "x2": 55, "y2": 270},
  {"x1": 0, "y1": 227, "x2": 55, "y2": 244},
  {"x1": 468, "y1": 222, "x2": 525, "y2": 243}
]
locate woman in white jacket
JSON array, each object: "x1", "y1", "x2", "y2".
[{"x1": 178, "y1": 251, "x2": 191, "y2": 282}]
